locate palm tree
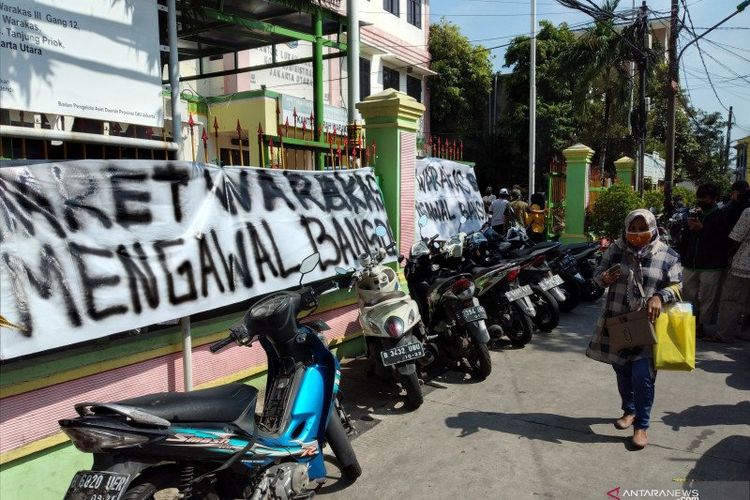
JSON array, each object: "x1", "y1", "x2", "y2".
[{"x1": 564, "y1": 0, "x2": 634, "y2": 173}]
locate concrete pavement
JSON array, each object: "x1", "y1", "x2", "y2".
[{"x1": 320, "y1": 300, "x2": 750, "y2": 500}]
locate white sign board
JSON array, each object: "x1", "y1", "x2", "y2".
[
  {"x1": 280, "y1": 94, "x2": 348, "y2": 135},
  {"x1": 415, "y1": 158, "x2": 484, "y2": 239},
  {"x1": 0, "y1": 0, "x2": 163, "y2": 127},
  {"x1": 0, "y1": 161, "x2": 394, "y2": 359}
]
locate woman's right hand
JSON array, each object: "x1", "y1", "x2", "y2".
[{"x1": 600, "y1": 269, "x2": 621, "y2": 286}]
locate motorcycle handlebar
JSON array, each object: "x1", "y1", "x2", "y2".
[{"x1": 210, "y1": 335, "x2": 235, "y2": 353}]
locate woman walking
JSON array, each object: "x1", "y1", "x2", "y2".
[{"x1": 586, "y1": 209, "x2": 682, "y2": 449}]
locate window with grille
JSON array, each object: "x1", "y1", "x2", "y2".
[
  {"x1": 383, "y1": 0, "x2": 399, "y2": 16},
  {"x1": 407, "y1": 75, "x2": 422, "y2": 102},
  {"x1": 383, "y1": 66, "x2": 400, "y2": 91},
  {"x1": 407, "y1": 0, "x2": 421, "y2": 27}
]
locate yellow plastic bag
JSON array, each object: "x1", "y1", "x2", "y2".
[{"x1": 653, "y1": 303, "x2": 696, "y2": 371}]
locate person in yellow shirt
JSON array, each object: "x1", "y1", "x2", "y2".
[{"x1": 525, "y1": 192, "x2": 547, "y2": 243}]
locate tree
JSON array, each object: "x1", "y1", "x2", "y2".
[
  {"x1": 563, "y1": 1, "x2": 639, "y2": 174},
  {"x1": 645, "y1": 63, "x2": 729, "y2": 189},
  {"x1": 428, "y1": 21, "x2": 493, "y2": 137},
  {"x1": 588, "y1": 184, "x2": 645, "y2": 239},
  {"x1": 496, "y1": 21, "x2": 580, "y2": 190}
]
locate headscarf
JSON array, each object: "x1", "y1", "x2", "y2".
[
  {"x1": 618, "y1": 209, "x2": 661, "y2": 310},
  {"x1": 622, "y1": 208, "x2": 659, "y2": 259}
]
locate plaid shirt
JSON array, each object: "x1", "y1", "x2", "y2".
[{"x1": 586, "y1": 238, "x2": 682, "y2": 366}]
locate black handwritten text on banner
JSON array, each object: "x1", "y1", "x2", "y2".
[
  {"x1": 0, "y1": 161, "x2": 393, "y2": 359},
  {"x1": 414, "y1": 158, "x2": 484, "y2": 239}
]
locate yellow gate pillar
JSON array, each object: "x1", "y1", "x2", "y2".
[
  {"x1": 614, "y1": 156, "x2": 635, "y2": 188},
  {"x1": 562, "y1": 143, "x2": 595, "y2": 243}
]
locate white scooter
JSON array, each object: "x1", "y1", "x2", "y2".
[{"x1": 336, "y1": 226, "x2": 426, "y2": 410}]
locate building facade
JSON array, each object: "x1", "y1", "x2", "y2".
[{"x1": 0, "y1": 2, "x2": 432, "y2": 498}]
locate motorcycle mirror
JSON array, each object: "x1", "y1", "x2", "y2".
[
  {"x1": 459, "y1": 215, "x2": 467, "y2": 224},
  {"x1": 374, "y1": 225, "x2": 388, "y2": 238},
  {"x1": 299, "y1": 253, "x2": 321, "y2": 284},
  {"x1": 418, "y1": 214, "x2": 428, "y2": 227},
  {"x1": 334, "y1": 266, "x2": 350, "y2": 275}
]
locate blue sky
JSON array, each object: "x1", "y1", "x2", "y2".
[{"x1": 429, "y1": 0, "x2": 750, "y2": 140}]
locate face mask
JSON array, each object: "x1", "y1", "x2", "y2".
[{"x1": 626, "y1": 230, "x2": 652, "y2": 248}]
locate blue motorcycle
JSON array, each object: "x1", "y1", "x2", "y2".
[{"x1": 59, "y1": 253, "x2": 361, "y2": 500}]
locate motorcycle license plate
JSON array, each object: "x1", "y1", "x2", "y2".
[
  {"x1": 64, "y1": 471, "x2": 131, "y2": 500},
  {"x1": 505, "y1": 285, "x2": 533, "y2": 302},
  {"x1": 460, "y1": 305, "x2": 487, "y2": 323},
  {"x1": 380, "y1": 342, "x2": 425, "y2": 367},
  {"x1": 539, "y1": 274, "x2": 564, "y2": 291}
]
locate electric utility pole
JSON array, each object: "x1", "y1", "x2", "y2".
[
  {"x1": 663, "y1": 0, "x2": 679, "y2": 215},
  {"x1": 724, "y1": 105, "x2": 733, "y2": 172},
  {"x1": 636, "y1": 1, "x2": 648, "y2": 195},
  {"x1": 665, "y1": 0, "x2": 750, "y2": 214},
  {"x1": 529, "y1": 0, "x2": 537, "y2": 199}
]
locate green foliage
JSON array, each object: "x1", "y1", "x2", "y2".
[
  {"x1": 672, "y1": 186, "x2": 696, "y2": 207},
  {"x1": 428, "y1": 21, "x2": 493, "y2": 137},
  {"x1": 493, "y1": 21, "x2": 580, "y2": 187},
  {"x1": 588, "y1": 184, "x2": 645, "y2": 239},
  {"x1": 642, "y1": 190, "x2": 664, "y2": 212}
]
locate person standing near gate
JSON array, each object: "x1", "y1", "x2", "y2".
[
  {"x1": 706, "y1": 206, "x2": 750, "y2": 343},
  {"x1": 526, "y1": 192, "x2": 548, "y2": 243},
  {"x1": 490, "y1": 188, "x2": 511, "y2": 234},
  {"x1": 482, "y1": 187, "x2": 496, "y2": 222},
  {"x1": 509, "y1": 189, "x2": 528, "y2": 227},
  {"x1": 678, "y1": 183, "x2": 730, "y2": 336}
]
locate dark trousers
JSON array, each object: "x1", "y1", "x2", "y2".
[{"x1": 612, "y1": 358, "x2": 656, "y2": 430}]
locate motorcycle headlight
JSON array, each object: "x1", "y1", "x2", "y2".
[
  {"x1": 62, "y1": 427, "x2": 149, "y2": 453},
  {"x1": 384, "y1": 316, "x2": 405, "y2": 339}
]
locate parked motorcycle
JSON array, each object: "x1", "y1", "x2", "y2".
[
  {"x1": 480, "y1": 226, "x2": 569, "y2": 322},
  {"x1": 338, "y1": 225, "x2": 426, "y2": 409},
  {"x1": 463, "y1": 232, "x2": 537, "y2": 345},
  {"x1": 402, "y1": 216, "x2": 492, "y2": 380},
  {"x1": 556, "y1": 241, "x2": 604, "y2": 302},
  {"x1": 486, "y1": 225, "x2": 584, "y2": 312},
  {"x1": 59, "y1": 253, "x2": 360, "y2": 500}
]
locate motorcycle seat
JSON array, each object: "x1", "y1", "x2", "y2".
[
  {"x1": 364, "y1": 290, "x2": 406, "y2": 308},
  {"x1": 559, "y1": 242, "x2": 596, "y2": 254},
  {"x1": 471, "y1": 260, "x2": 516, "y2": 277},
  {"x1": 427, "y1": 274, "x2": 471, "y2": 296},
  {"x1": 115, "y1": 383, "x2": 257, "y2": 434}
]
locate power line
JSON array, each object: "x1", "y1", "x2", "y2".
[
  {"x1": 680, "y1": 0, "x2": 730, "y2": 112},
  {"x1": 700, "y1": 38, "x2": 750, "y2": 65},
  {"x1": 700, "y1": 48, "x2": 750, "y2": 86}
]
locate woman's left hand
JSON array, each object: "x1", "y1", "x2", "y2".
[{"x1": 647, "y1": 295, "x2": 663, "y2": 322}]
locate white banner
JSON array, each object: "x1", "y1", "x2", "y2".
[
  {"x1": 0, "y1": 161, "x2": 394, "y2": 359},
  {"x1": 0, "y1": 0, "x2": 163, "y2": 127},
  {"x1": 415, "y1": 158, "x2": 484, "y2": 239}
]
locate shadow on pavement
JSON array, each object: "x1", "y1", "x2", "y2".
[
  {"x1": 661, "y1": 401, "x2": 750, "y2": 430},
  {"x1": 695, "y1": 348, "x2": 750, "y2": 391},
  {"x1": 444, "y1": 410, "x2": 630, "y2": 446},
  {"x1": 681, "y1": 435, "x2": 750, "y2": 483}
]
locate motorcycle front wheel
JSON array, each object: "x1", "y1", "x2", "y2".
[
  {"x1": 326, "y1": 404, "x2": 362, "y2": 482},
  {"x1": 557, "y1": 280, "x2": 580, "y2": 312},
  {"x1": 530, "y1": 286, "x2": 560, "y2": 332},
  {"x1": 402, "y1": 370, "x2": 424, "y2": 409},
  {"x1": 504, "y1": 303, "x2": 534, "y2": 347},
  {"x1": 467, "y1": 341, "x2": 492, "y2": 380},
  {"x1": 580, "y1": 281, "x2": 605, "y2": 301}
]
